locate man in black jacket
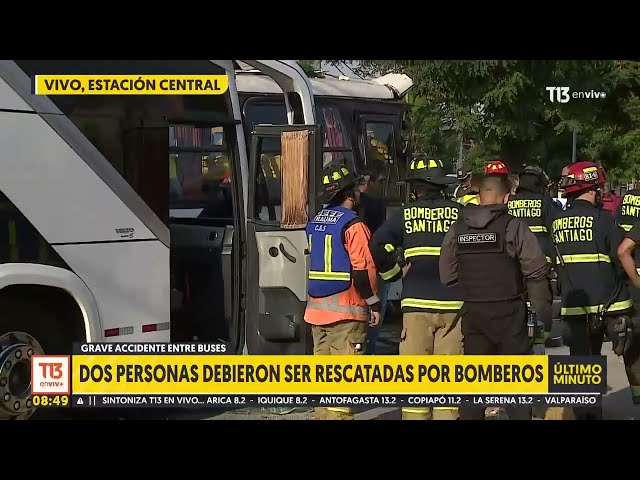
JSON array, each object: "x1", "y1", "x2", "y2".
[
  {"x1": 439, "y1": 175, "x2": 552, "y2": 420},
  {"x1": 358, "y1": 168, "x2": 389, "y2": 354}
]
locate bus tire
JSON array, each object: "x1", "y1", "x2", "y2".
[{"x1": 0, "y1": 293, "x2": 72, "y2": 420}]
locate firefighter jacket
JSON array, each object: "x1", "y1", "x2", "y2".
[
  {"x1": 369, "y1": 194, "x2": 464, "y2": 313},
  {"x1": 507, "y1": 190, "x2": 557, "y2": 264},
  {"x1": 615, "y1": 189, "x2": 640, "y2": 280},
  {"x1": 305, "y1": 206, "x2": 378, "y2": 326},
  {"x1": 616, "y1": 188, "x2": 640, "y2": 233},
  {"x1": 552, "y1": 199, "x2": 633, "y2": 317}
]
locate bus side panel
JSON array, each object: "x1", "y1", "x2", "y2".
[
  {"x1": 0, "y1": 77, "x2": 33, "y2": 111},
  {"x1": 0, "y1": 112, "x2": 156, "y2": 244},
  {"x1": 55, "y1": 242, "x2": 169, "y2": 342}
]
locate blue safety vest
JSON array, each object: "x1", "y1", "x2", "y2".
[{"x1": 306, "y1": 206, "x2": 357, "y2": 298}]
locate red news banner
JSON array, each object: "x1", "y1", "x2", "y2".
[{"x1": 27, "y1": 343, "x2": 606, "y2": 411}]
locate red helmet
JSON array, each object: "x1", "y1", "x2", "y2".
[
  {"x1": 559, "y1": 161, "x2": 607, "y2": 194},
  {"x1": 484, "y1": 160, "x2": 509, "y2": 175}
]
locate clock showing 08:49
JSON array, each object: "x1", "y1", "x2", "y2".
[{"x1": 31, "y1": 395, "x2": 70, "y2": 408}]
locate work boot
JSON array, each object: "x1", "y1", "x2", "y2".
[
  {"x1": 314, "y1": 407, "x2": 328, "y2": 420},
  {"x1": 544, "y1": 407, "x2": 575, "y2": 420},
  {"x1": 325, "y1": 407, "x2": 354, "y2": 420},
  {"x1": 432, "y1": 407, "x2": 459, "y2": 420},
  {"x1": 401, "y1": 407, "x2": 432, "y2": 420}
]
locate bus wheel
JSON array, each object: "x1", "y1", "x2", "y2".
[
  {"x1": 0, "y1": 294, "x2": 70, "y2": 420},
  {"x1": 0, "y1": 332, "x2": 44, "y2": 420}
]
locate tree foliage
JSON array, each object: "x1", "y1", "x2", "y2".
[{"x1": 325, "y1": 60, "x2": 640, "y2": 183}]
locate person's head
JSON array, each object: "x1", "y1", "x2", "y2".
[
  {"x1": 519, "y1": 165, "x2": 550, "y2": 195},
  {"x1": 484, "y1": 160, "x2": 509, "y2": 176},
  {"x1": 359, "y1": 168, "x2": 385, "y2": 196},
  {"x1": 559, "y1": 161, "x2": 607, "y2": 206},
  {"x1": 404, "y1": 155, "x2": 457, "y2": 198},
  {"x1": 357, "y1": 175, "x2": 370, "y2": 193},
  {"x1": 508, "y1": 174, "x2": 519, "y2": 195},
  {"x1": 457, "y1": 168, "x2": 472, "y2": 189},
  {"x1": 320, "y1": 165, "x2": 362, "y2": 210},
  {"x1": 479, "y1": 175, "x2": 512, "y2": 206},
  {"x1": 327, "y1": 186, "x2": 360, "y2": 209},
  {"x1": 413, "y1": 181, "x2": 446, "y2": 199}
]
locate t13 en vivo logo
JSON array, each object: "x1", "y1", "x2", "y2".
[{"x1": 31, "y1": 355, "x2": 70, "y2": 395}]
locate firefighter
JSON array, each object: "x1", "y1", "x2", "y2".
[
  {"x1": 304, "y1": 164, "x2": 380, "y2": 421},
  {"x1": 614, "y1": 187, "x2": 640, "y2": 234},
  {"x1": 369, "y1": 156, "x2": 463, "y2": 420},
  {"x1": 439, "y1": 174, "x2": 552, "y2": 420},
  {"x1": 615, "y1": 186, "x2": 640, "y2": 312},
  {"x1": 619, "y1": 223, "x2": 640, "y2": 289},
  {"x1": 484, "y1": 159, "x2": 509, "y2": 177},
  {"x1": 553, "y1": 161, "x2": 636, "y2": 418},
  {"x1": 508, "y1": 165, "x2": 558, "y2": 265},
  {"x1": 456, "y1": 173, "x2": 482, "y2": 206},
  {"x1": 454, "y1": 168, "x2": 472, "y2": 199},
  {"x1": 507, "y1": 166, "x2": 557, "y2": 338}
]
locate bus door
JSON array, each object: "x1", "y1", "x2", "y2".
[
  {"x1": 244, "y1": 124, "x2": 322, "y2": 355},
  {"x1": 168, "y1": 124, "x2": 238, "y2": 346}
]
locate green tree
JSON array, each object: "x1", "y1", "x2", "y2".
[{"x1": 327, "y1": 60, "x2": 640, "y2": 180}]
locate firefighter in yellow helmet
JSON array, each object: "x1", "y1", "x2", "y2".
[
  {"x1": 370, "y1": 155, "x2": 463, "y2": 420},
  {"x1": 456, "y1": 173, "x2": 482, "y2": 206},
  {"x1": 305, "y1": 164, "x2": 380, "y2": 420}
]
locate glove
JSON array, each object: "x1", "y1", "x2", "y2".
[
  {"x1": 526, "y1": 278, "x2": 553, "y2": 332},
  {"x1": 612, "y1": 316, "x2": 633, "y2": 356}
]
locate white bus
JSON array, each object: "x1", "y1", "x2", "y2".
[{"x1": 0, "y1": 60, "x2": 322, "y2": 419}]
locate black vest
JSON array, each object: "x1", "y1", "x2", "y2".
[
  {"x1": 508, "y1": 191, "x2": 554, "y2": 263},
  {"x1": 553, "y1": 200, "x2": 632, "y2": 316},
  {"x1": 401, "y1": 197, "x2": 464, "y2": 312},
  {"x1": 454, "y1": 212, "x2": 523, "y2": 302}
]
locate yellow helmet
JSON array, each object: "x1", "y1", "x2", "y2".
[
  {"x1": 319, "y1": 164, "x2": 362, "y2": 203},
  {"x1": 405, "y1": 155, "x2": 457, "y2": 186}
]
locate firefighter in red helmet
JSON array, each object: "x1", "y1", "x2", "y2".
[
  {"x1": 484, "y1": 160, "x2": 509, "y2": 176},
  {"x1": 553, "y1": 161, "x2": 638, "y2": 419}
]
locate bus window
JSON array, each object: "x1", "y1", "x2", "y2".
[
  {"x1": 321, "y1": 107, "x2": 355, "y2": 172},
  {"x1": 363, "y1": 121, "x2": 401, "y2": 200},
  {"x1": 243, "y1": 99, "x2": 288, "y2": 221},
  {"x1": 0, "y1": 191, "x2": 67, "y2": 267},
  {"x1": 169, "y1": 125, "x2": 233, "y2": 219},
  {"x1": 14, "y1": 60, "x2": 234, "y2": 227}
]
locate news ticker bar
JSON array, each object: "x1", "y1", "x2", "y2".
[{"x1": 70, "y1": 394, "x2": 601, "y2": 408}]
